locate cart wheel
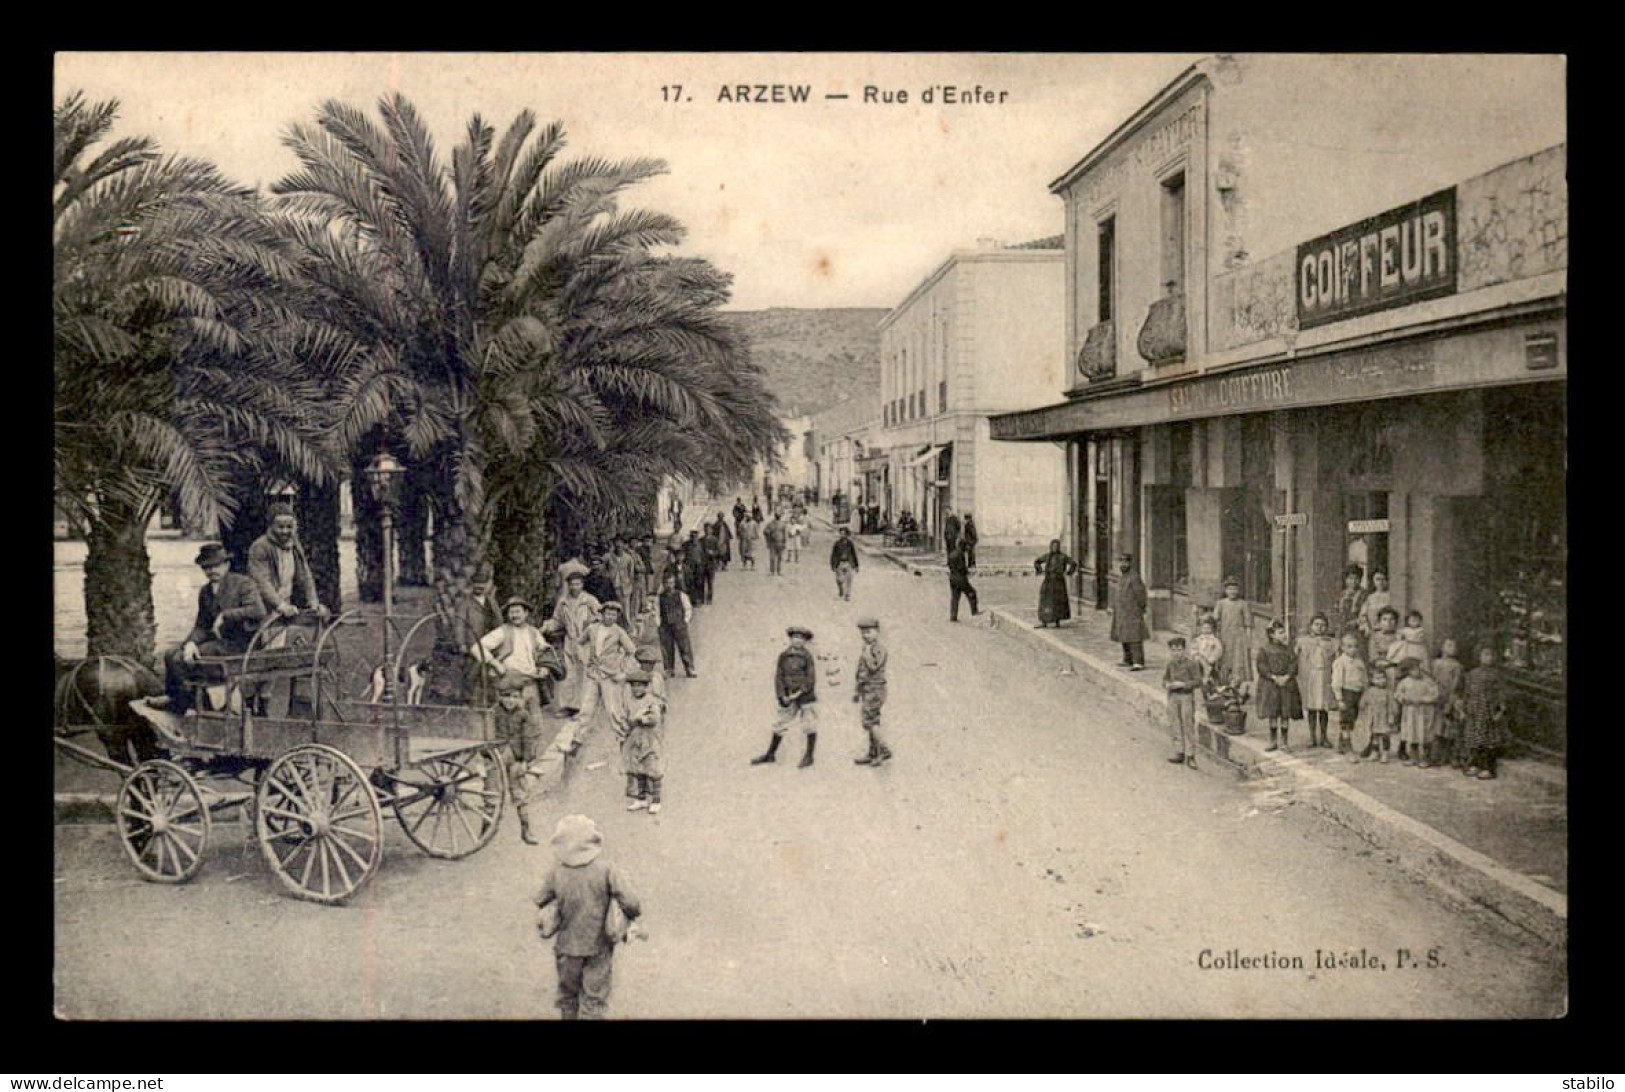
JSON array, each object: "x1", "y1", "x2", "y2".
[
  {"x1": 255, "y1": 744, "x2": 382, "y2": 904},
  {"x1": 117, "y1": 760, "x2": 210, "y2": 884},
  {"x1": 391, "y1": 746, "x2": 507, "y2": 859}
]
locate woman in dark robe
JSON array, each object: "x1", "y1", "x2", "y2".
[{"x1": 1034, "y1": 539, "x2": 1078, "y2": 627}]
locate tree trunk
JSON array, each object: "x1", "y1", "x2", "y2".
[
  {"x1": 397, "y1": 461, "x2": 431, "y2": 586},
  {"x1": 297, "y1": 475, "x2": 343, "y2": 612},
  {"x1": 84, "y1": 493, "x2": 158, "y2": 667},
  {"x1": 423, "y1": 466, "x2": 483, "y2": 704},
  {"x1": 352, "y1": 453, "x2": 384, "y2": 603}
]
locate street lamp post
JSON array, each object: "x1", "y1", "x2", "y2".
[{"x1": 363, "y1": 452, "x2": 405, "y2": 703}]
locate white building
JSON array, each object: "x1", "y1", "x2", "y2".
[{"x1": 876, "y1": 239, "x2": 1068, "y2": 546}]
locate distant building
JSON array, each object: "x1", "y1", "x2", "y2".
[
  {"x1": 809, "y1": 395, "x2": 881, "y2": 505},
  {"x1": 990, "y1": 54, "x2": 1566, "y2": 752},
  {"x1": 876, "y1": 240, "x2": 1067, "y2": 546}
]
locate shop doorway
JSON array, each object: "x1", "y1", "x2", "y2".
[
  {"x1": 1344, "y1": 492, "x2": 1391, "y2": 589},
  {"x1": 1094, "y1": 472, "x2": 1111, "y2": 609}
]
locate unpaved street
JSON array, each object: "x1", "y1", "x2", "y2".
[{"x1": 54, "y1": 522, "x2": 1566, "y2": 1019}]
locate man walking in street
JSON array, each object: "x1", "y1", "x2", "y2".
[
  {"x1": 947, "y1": 540, "x2": 980, "y2": 622},
  {"x1": 534, "y1": 815, "x2": 643, "y2": 1020},
  {"x1": 751, "y1": 625, "x2": 819, "y2": 768},
  {"x1": 763, "y1": 511, "x2": 787, "y2": 576},
  {"x1": 962, "y1": 513, "x2": 980, "y2": 568},
  {"x1": 1111, "y1": 552, "x2": 1150, "y2": 671},
  {"x1": 656, "y1": 570, "x2": 697, "y2": 678},
  {"x1": 830, "y1": 526, "x2": 860, "y2": 601},
  {"x1": 682, "y1": 530, "x2": 708, "y2": 605},
  {"x1": 853, "y1": 616, "x2": 892, "y2": 767}
]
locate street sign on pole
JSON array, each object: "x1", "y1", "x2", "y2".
[{"x1": 1274, "y1": 512, "x2": 1307, "y2": 529}]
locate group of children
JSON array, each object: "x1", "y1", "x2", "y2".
[
  {"x1": 749, "y1": 616, "x2": 892, "y2": 769},
  {"x1": 1164, "y1": 574, "x2": 1511, "y2": 779}
]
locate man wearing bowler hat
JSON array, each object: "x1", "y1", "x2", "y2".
[
  {"x1": 751, "y1": 625, "x2": 819, "y2": 768},
  {"x1": 158, "y1": 543, "x2": 268, "y2": 714}
]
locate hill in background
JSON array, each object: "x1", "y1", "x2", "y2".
[{"x1": 723, "y1": 308, "x2": 888, "y2": 418}]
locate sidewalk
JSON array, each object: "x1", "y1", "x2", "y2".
[{"x1": 815, "y1": 507, "x2": 1567, "y2": 947}]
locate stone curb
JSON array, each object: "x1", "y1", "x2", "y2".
[{"x1": 984, "y1": 606, "x2": 1566, "y2": 948}]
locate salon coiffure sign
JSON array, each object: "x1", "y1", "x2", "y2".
[{"x1": 1296, "y1": 188, "x2": 1457, "y2": 329}]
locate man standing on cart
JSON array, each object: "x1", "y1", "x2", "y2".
[
  {"x1": 157, "y1": 542, "x2": 268, "y2": 714},
  {"x1": 247, "y1": 503, "x2": 329, "y2": 636}
]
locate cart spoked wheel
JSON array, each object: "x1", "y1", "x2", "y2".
[
  {"x1": 255, "y1": 744, "x2": 383, "y2": 904},
  {"x1": 391, "y1": 746, "x2": 507, "y2": 859},
  {"x1": 117, "y1": 760, "x2": 211, "y2": 884}
]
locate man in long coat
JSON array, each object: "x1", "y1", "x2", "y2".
[
  {"x1": 247, "y1": 503, "x2": 327, "y2": 625},
  {"x1": 551, "y1": 562, "x2": 601, "y2": 714},
  {"x1": 160, "y1": 543, "x2": 268, "y2": 713},
  {"x1": 1110, "y1": 552, "x2": 1150, "y2": 671}
]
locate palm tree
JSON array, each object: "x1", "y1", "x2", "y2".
[{"x1": 54, "y1": 93, "x2": 329, "y2": 663}]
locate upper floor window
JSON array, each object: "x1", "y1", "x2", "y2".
[
  {"x1": 1097, "y1": 216, "x2": 1116, "y2": 323},
  {"x1": 1160, "y1": 172, "x2": 1186, "y2": 296}
]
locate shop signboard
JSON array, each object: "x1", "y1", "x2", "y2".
[{"x1": 1296, "y1": 188, "x2": 1457, "y2": 329}]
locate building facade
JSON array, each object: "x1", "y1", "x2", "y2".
[
  {"x1": 810, "y1": 395, "x2": 881, "y2": 507},
  {"x1": 878, "y1": 242, "x2": 1068, "y2": 546},
  {"x1": 990, "y1": 55, "x2": 1566, "y2": 753}
]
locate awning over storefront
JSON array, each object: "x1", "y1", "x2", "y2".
[
  {"x1": 906, "y1": 444, "x2": 946, "y2": 468},
  {"x1": 989, "y1": 313, "x2": 1565, "y2": 442}
]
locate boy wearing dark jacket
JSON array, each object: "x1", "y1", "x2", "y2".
[
  {"x1": 751, "y1": 625, "x2": 819, "y2": 768},
  {"x1": 534, "y1": 814, "x2": 643, "y2": 1020}
]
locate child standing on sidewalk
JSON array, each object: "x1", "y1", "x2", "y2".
[
  {"x1": 853, "y1": 616, "x2": 892, "y2": 767},
  {"x1": 1192, "y1": 615, "x2": 1224, "y2": 687},
  {"x1": 1162, "y1": 636, "x2": 1203, "y2": 769},
  {"x1": 1392, "y1": 610, "x2": 1432, "y2": 675},
  {"x1": 1463, "y1": 645, "x2": 1510, "y2": 780},
  {"x1": 1254, "y1": 620, "x2": 1302, "y2": 752},
  {"x1": 1357, "y1": 656, "x2": 1397, "y2": 762},
  {"x1": 1432, "y1": 638, "x2": 1466, "y2": 769},
  {"x1": 1393, "y1": 658, "x2": 1441, "y2": 768},
  {"x1": 1331, "y1": 632, "x2": 1369, "y2": 758},
  {"x1": 534, "y1": 814, "x2": 643, "y2": 1020},
  {"x1": 493, "y1": 672, "x2": 546, "y2": 845},
  {"x1": 1214, "y1": 577, "x2": 1252, "y2": 685},
  {"x1": 1295, "y1": 613, "x2": 1338, "y2": 748},
  {"x1": 622, "y1": 670, "x2": 666, "y2": 814},
  {"x1": 751, "y1": 625, "x2": 819, "y2": 767}
]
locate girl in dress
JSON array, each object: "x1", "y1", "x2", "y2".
[
  {"x1": 1192, "y1": 615, "x2": 1225, "y2": 688},
  {"x1": 1393, "y1": 658, "x2": 1441, "y2": 769},
  {"x1": 1432, "y1": 638, "x2": 1466, "y2": 769},
  {"x1": 1295, "y1": 612, "x2": 1339, "y2": 748},
  {"x1": 1214, "y1": 577, "x2": 1252, "y2": 685},
  {"x1": 1253, "y1": 620, "x2": 1302, "y2": 752},
  {"x1": 1462, "y1": 645, "x2": 1510, "y2": 780},
  {"x1": 1391, "y1": 610, "x2": 1431, "y2": 674}
]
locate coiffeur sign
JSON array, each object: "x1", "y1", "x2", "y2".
[{"x1": 1297, "y1": 188, "x2": 1457, "y2": 329}]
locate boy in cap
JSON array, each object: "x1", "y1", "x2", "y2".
[
  {"x1": 852, "y1": 617, "x2": 892, "y2": 767},
  {"x1": 1161, "y1": 635, "x2": 1203, "y2": 768},
  {"x1": 494, "y1": 672, "x2": 546, "y2": 843},
  {"x1": 622, "y1": 669, "x2": 666, "y2": 814},
  {"x1": 632, "y1": 645, "x2": 667, "y2": 707},
  {"x1": 752, "y1": 626, "x2": 819, "y2": 767},
  {"x1": 535, "y1": 815, "x2": 643, "y2": 1020},
  {"x1": 571, "y1": 602, "x2": 638, "y2": 748}
]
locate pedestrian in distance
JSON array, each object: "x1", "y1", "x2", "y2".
[
  {"x1": 716, "y1": 512, "x2": 733, "y2": 571},
  {"x1": 1295, "y1": 613, "x2": 1338, "y2": 747},
  {"x1": 737, "y1": 512, "x2": 759, "y2": 570},
  {"x1": 1162, "y1": 636, "x2": 1203, "y2": 768},
  {"x1": 961, "y1": 514, "x2": 979, "y2": 568},
  {"x1": 764, "y1": 512, "x2": 787, "y2": 575},
  {"x1": 682, "y1": 531, "x2": 707, "y2": 605},
  {"x1": 944, "y1": 507, "x2": 961, "y2": 557},
  {"x1": 656, "y1": 570, "x2": 697, "y2": 678},
  {"x1": 852, "y1": 616, "x2": 892, "y2": 766},
  {"x1": 1034, "y1": 540, "x2": 1077, "y2": 628},
  {"x1": 786, "y1": 510, "x2": 805, "y2": 564},
  {"x1": 948, "y1": 540, "x2": 980, "y2": 621},
  {"x1": 1255, "y1": 619, "x2": 1302, "y2": 751},
  {"x1": 1461, "y1": 644, "x2": 1509, "y2": 779},
  {"x1": 534, "y1": 815, "x2": 643, "y2": 1021},
  {"x1": 569, "y1": 602, "x2": 638, "y2": 750},
  {"x1": 493, "y1": 673, "x2": 546, "y2": 844},
  {"x1": 701, "y1": 523, "x2": 722, "y2": 601},
  {"x1": 1110, "y1": 553, "x2": 1150, "y2": 670},
  {"x1": 751, "y1": 625, "x2": 819, "y2": 768},
  {"x1": 622, "y1": 670, "x2": 667, "y2": 813},
  {"x1": 1332, "y1": 631, "x2": 1369, "y2": 758},
  {"x1": 1214, "y1": 576, "x2": 1252, "y2": 684},
  {"x1": 830, "y1": 527, "x2": 860, "y2": 601}
]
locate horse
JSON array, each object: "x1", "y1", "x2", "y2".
[{"x1": 54, "y1": 653, "x2": 165, "y2": 767}]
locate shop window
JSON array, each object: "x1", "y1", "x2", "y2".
[
  {"x1": 1219, "y1": 417, "x2": 1276, "y2": 604},
  {"x1": 1149, "y1": 486, "x2": 1189, "y2": 589},
  {"x1": 1098, "y1": 216, "x2": 1116, "y2": 323},
  {"x1": 1160, "y1": 172, "x2": 1186, "y2": 295}
]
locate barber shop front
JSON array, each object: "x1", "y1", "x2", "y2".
[{"x1": 995, "y1": 315, "x2": 1566, "y2": 754}]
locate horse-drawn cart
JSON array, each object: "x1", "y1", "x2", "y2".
[{"x1": 54, "y1": 610, "x2": 508, "y2": 904}]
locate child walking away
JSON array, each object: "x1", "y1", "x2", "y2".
[
  {"x1": 1432, "y1": 639, "x2": 1466, "y2": 770},
  {"x1": 1192, "y1": 615, "x2": 1224, "y2": 687},
  {"x1": 853, "y1": 616, "x2": 892, "y2": 767},
  {"x1": 1356, "y1": 655, "x2": 1396, "y2": 763},
  {"x1": 1462, "y1": 645, "x2": 1510, "y2": 779},
  {"x1": 1162, "y1": 636, "x2": 1203, "y2": 768},
  {"x1": 1394, "y1": 658, "x2": 1441, "y2": 768},
  {"x1": 1331, "y1": 632, "x2": 1369, "y2": 758},
  {"x1": 1254, "y1": 620, "x2": 1303, "y2": 752},
  {"x1": 1295, "y1": 613, "x2": 1338, "y2": 747},
  {"x1": 534, "y1": 815, "x2": 643, "y2": 1020},
  {"x1": 622, "y1": 671, "x2": 666, "y2": 814},
  {"x1": 751, "y1": 626, "x2": 819, "y2": 767},
  {"x1": 493, "y1": 673, "x2": 546, "y2": 844}
]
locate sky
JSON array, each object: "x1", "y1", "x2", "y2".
[{"x1": 54, "y1": 52, "x2": 1205, "y2": 311}]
